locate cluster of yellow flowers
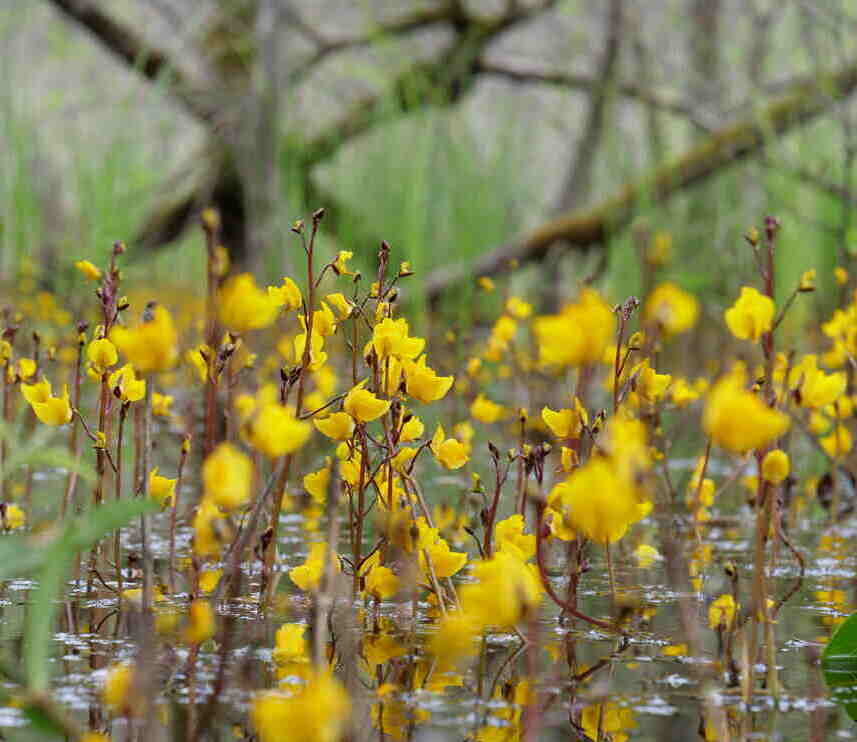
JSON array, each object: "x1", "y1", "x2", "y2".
[{"x1": 0, "y1": 216, "x2": 854, "y2": 741}]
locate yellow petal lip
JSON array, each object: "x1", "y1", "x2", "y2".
[
  {"x1": 343, "y1": 382, "x2": 390, "y2": 422},
  {"x1": 724, "y1": 286, "x2": 775, "y2": 342}
]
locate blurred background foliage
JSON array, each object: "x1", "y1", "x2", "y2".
[{"x1": 1, "y1": 0, "x2": 857, "y2": 331}]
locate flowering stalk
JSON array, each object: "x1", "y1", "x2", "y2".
[
  {"x1": 748, "y1": 216, "x2": 781, "y2": 700},
  {"x1": 169, "y1": 434, "x2": 191, "y2": 593},
  {"x1": 352, "y1": 424, "x2": 370, "y2": 596},
  {"x1": 263, "y1": 209, "x2": 324, "y2": 606},
  {"x1": 534, "y1": 502, "x2": 616, "y2": 633},
  {"x1": 139, "y1": 358, "x2": 154, "y2": 613},
  {"x1": 313, "y1": 469, "x2": 341, "y2": 668},
  {"x1": 114, "y1": 401, "x2": 129, "y2": 595},
  {"x1": 202, "y1": 209, "x2": 222, "y2": 457},
  {"x1": 61, "y1": 323, "x2": 86, "y2": 520},
  {"x1": 0, "y1": 325, "x2": 14, "y2": 505}
]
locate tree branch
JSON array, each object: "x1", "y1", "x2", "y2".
[
  {"x1": 298, "y1": 0, "x2": 559, "y2": 168},
  {"x1": 476, "y1": 61, "x2": 711, "y2": 132},
  {"x1": 554, "y1": 0, "x2": 624, "y2": 213},
  {"x1": 133, "y1": 0, "x2": 558, "y2": 254},
  {"x1": 287, "y1": 3, "x2": 463, "y2": 82},
  {"x1": 425, "y1": 57, "x2": 857, "y2": 301},
  {"x1": 45, "y1": 0, "x2": 218, "y2": 124}
]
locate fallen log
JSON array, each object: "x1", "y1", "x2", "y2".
[{"x1": 425, "y1": 59, "x2": 857, "y2": 302}]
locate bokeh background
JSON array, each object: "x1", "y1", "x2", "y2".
[{"x1": 2, "y1": 0, "x2": 856, "y2": 316}]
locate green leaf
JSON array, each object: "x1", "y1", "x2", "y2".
[
  {"x1": 3, "y1": 446, "x2": 95, "y2": 484},
  {"x1": 0, "y1": 534, "x2": 50, "y2": 581},
  {"x1": 23, "y1": 498, "x2": 157, "y2": 692},
  {"x1": 20, "y1": 701, "x2": 68, "y2": 739},
  {"x1": 822, "y1": 611, "x2": 857, "y2": 721}
]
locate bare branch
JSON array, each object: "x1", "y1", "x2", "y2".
[
  {"x1": 45, "y1": 0, "x2": 218, "y2": 124},
  {"x1": 287, "y1": 3, "x2": 462, "y2": 82},
  {"x1": 476, "y1": 61, "x2": 711, "y2": 131},
  {"x1": 554, "y1": 0, "x2": 624, "y2": 212},
  {"x1": 425, "y1": 57, "x2": 857, "y2": 301},
  {"x1": 298, "y1": 0, "x2": 560, "y2": 168}
]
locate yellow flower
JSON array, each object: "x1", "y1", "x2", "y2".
[
  {"x1": 545, "y1": 505, "x2": 576, "y2": 541},
  {"x1": 314, "y1": 412, "x2": 355, "y2": 441},
  {"x1": 152, "y1": 392, "x2": 173, "y2": 417},
  {"x1": 185, "y1": 599, "x2": 215, "y2": 644},
  {"x1": 670, "y1": 378, "x2": 700, "y2": 407},
  {"x1": 708, "y1": 594, "x2": 738, "y2": 629},
  {"x1": 15, "y1": 357, "x2": 36, "y2": 380},
  {"x1": 21, "y1": 377, "x2": 51, "y2": 406},
  {"x1": 268, "y1": 276, "x2": 302, "y2": 312},
  {"x1": 371, "y1": 318, "x2": 425, "y2": 360},
  {"x1": 835, "y1": 266, "x2": 849, "y2": 286},
  {"x1": 399, "y1": 414, "x2": 424, "y2": 442},
  {"x1": 273, "y1": 623, "x2": 308, "y2": 667},
  {"x1": 495, "y1": 514, "x2": 535, "y2": 561},
  {"x1": 634, "y1": 544, "x2": 660, "y2": 567},
  {"x1": 793, "y1": 358, "x2": 847, "y2": 409},
  {"x1": 631, "y1": 360, "x2": 672, "y2": 404},
  {"x1": 799, "y1": 269, "x2": 817, "y2": 291},
  {"x1": 821, "y1": 424, "x2": 853, "y2": 458},
  {"x1": 505, "y1": 296, "x2": 533, "y2": 319},
  {"x1": 429, "y1": 612, "x2": 480, "y2": 666},
  {"x1": 212, "y1": 244, "x2": 230, "y2": 276},
  {"x1": 581, "y1": 703, "x2": 636, "y2": 742},
  {"x1": 703, "y1": 377, "x2": 789, "y2": 453},
  {"x1": 333, "y1": 250, "x2": 354, "y2": 275},
  {"x1": 303, "y1": 461, "x2": 331, "y2": 505},
  {"x1": 417, "y1": 523, "x2": 467, "y2": 579},
  {"x1": 303, "y1": 301, "x2": 336, "y2": 338},
  {"x1": 548, "y1": 457, "x2": 649, "y2": 544},
  {"x1": 148, "y1": 467, "x2": 177, "y2": 508},
  {"x1": 185, "y1": 345, "x2": 209, "y2": 383},
  {"x1": 724, "y1": 286, "x2": 774, "y2": 342},
  {"x1": 23, "y1": 380, "x2": 72, "y2": 426},
  {"x1": 324, "y1": 292, "x2": 352, "y2": 320},
  {"x1": 390, "y1": 447, "x2": 416, "y2": 474},
  {"x1": 365, "y1": 564, "x2": 400, "y2": 600},
  {"x1": 108, "y1": 364, "x2": 146, "y2": 402},
  {"x1": 103, "y1": 661, "x2": 134, "y2": 714},
  {"x1": 541, "y1": 399, "x2": 587, "y2": 439},
  {"x1": 430, "y1": 425, "x2": 469, "y2": 470},
  {"x1": 402, "y1": 355, "x2": 453, "y2": 404},
  {"x1": 110, "y1": 305, "x2": 178, "y2": 374},
  {"x1": 199, "y1": 568, "x2": 222, "y2": 593},
  {"x1": 477, "y1": 276, "x2": 495, "y2": 292},
  {"x1": 363, "y1": 633, "x2": 406, "y2": 670},
  {"x1": 218, "y1": 273, "x2": 279, "y2": 332},
  {"x1": 246, "y1": 403, "x2": 311, "y2": 458},
  {"x1": 3, "y1": 504, "x2": 25, "y2": 530},
  {"x1": 294, "y1": 331, "x2": 328, "y2": 371},
  {"x1": 192, "y1": 498, "x2": 227, "y2": 559},
  {"x1": 344, "y1": 382, "x2": 390, "y2": 422},
  {"x1": 533, "y1": 288, "x2": 615, "y2": 367},
  {"x1": 470, "y1": 394, "x2": 505, "y2": 424},
  {"x1": 251, "y1": 672, "x2": 350, "y2": 742},
  {"x1": 492, "y1": 315, "x2": 517, "y2": 345},
  {"x1": 459, "y1": 551, "x2": 542, "y2": 628},
  {"x1": 647, "y1": 231, "x2": 673, "y2": 265},
  {"x1": 289, "y1": 542, "x2": 338, "y2": 592},
  {"x1": 86, "y1": 337, "x2": 118, "y2": 374},
  {"x1": 75, "y1": 259, "x2": 102, "y2": 281},
  {"x1": 644, "y1": 282, "x2": 699, "y2": 336},
  {"x1": 202, "y1": 443, "x2": 253, "y2": 511},
  {"x1": 761, "y1": 449, "x2": 790, "y2": 485}
]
